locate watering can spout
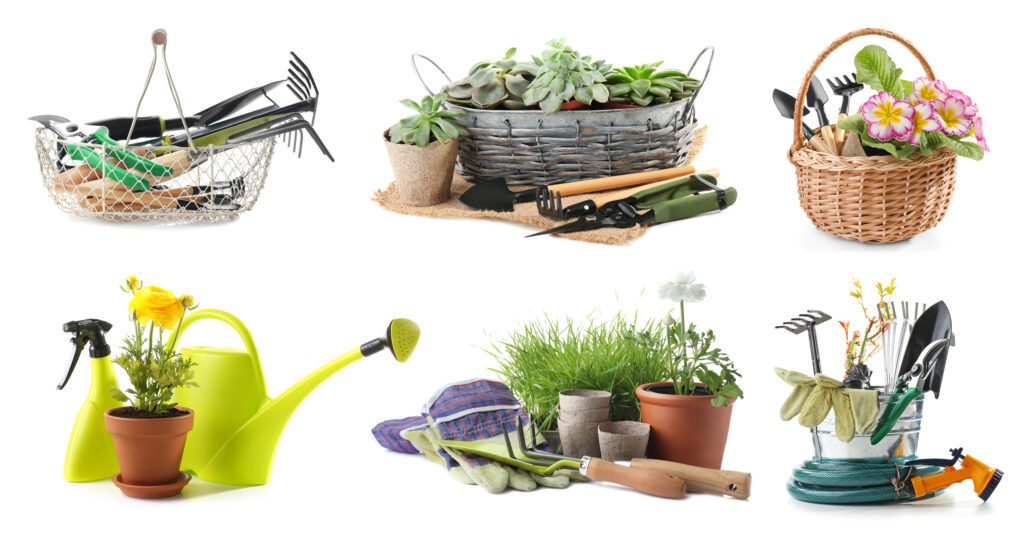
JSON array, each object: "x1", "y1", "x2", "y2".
[{"x1": 171, "y1": 310, "x2": 420, "y2": 486}]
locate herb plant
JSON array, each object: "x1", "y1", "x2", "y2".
[
  {"x1": 522, "y1": 38, "x2": 610, "y2": 114},
  {"x1": 389, "y1": 94, "x2": 467, "y2": 147},
  {"x1": 490, "y1": 313, "x2": 668, "y2": 430},
  {"x1": 110, "y1": 276, "x2": 199, "y2": 415},
  {"x1": 446, "y1": 48, "x2": 535, "y2": 110},
  {"x1": 839, "y1": 278, "x2": 896, "y2": 374},
  {"x1": 837, "y1": 45, "x2": 987, "y2": 160},
  {"x1": 605, "y1": 62, "x2": 700, "y2": 106},
  {"x1": 658, "y1": 272, "x2": 742, "y2": 406}
]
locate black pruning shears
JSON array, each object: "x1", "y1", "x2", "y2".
[
  {"x1": 870, "y1": 338, "x2": 951, "y2": 444},
  {"x1": 527, "y1": 174, "x2": 736, "y2": 238}
]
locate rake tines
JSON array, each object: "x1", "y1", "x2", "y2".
[{"x1": 536, "y1": 187, "x2": 565, "y2": 219}]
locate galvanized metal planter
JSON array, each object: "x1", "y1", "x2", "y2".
[
  {"x1": 813, "y1": 392, "x2": 924, "y2": 460},
  {"x1": 413, "y1": 48, "x2": 713, "y2": 186}
]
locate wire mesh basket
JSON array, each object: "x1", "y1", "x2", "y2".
[
  {"x1": 413, "y1": 47, "x2": 713, "y2": 186},
  {"x1": 35, "y1": 129, "x2": 275, "y2": 222}
]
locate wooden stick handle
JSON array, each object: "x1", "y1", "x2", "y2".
[
  {"x1": 820, "y1": 126, "x2": 839, "y2": 155},
  {"x1": 549, "y1": 165, "x2": 697, "y2": 197},
  {"x1": 834, "y1": 114, "x2": 848, "y2": 147},
  {"x1": 584, "y1": 457, "x2": 686, "y2": 499},
  {"x1": 630, "y1": 459, "x2": 751, "y2": 499},
  {"x1": 593, "y1": 168, "x2": 721, "y2": 208}
]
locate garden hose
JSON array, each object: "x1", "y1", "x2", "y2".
[{"x1": 788, "y1": 457, "x2": 945, "y2": 504}]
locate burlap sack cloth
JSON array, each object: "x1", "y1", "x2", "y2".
[{"x1": 374, "y1": 126, "x2": 707, "y2": 245}]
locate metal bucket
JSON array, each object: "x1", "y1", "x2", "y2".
[{"x1": 812, "y1": 392, "x2": 923, "y2": 460}]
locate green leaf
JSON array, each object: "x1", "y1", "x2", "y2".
[
  {"x1": 575, "y1": 85, "x2": 593, "y2": 105},
  {"x1": 838, "y1": 113, "x2": 866, "y2": 134},
  {"x1": 711, "y1": 395, "x2": 729, "y2": 407},
  {"x1": 399, "y1": 99, "x2": 420, "y2": 113},
  {"x1": 469, "y1": 67, "x2": 499, "y2": 88},
  {"x1": 859, "y1": 132, "x2": 901, "y2": 156},
  {"x1": 937, "y1": 133, "x2": 985, "y2": 160},
  {"x1": 608, "y1": 83, "x2": 631, "y2": 97},
  {"x1": 630, "y1": 79, "x2": 652, "y2": 97},
  {"x1": 854, "y1": 45, "x2": 904, "y2": 96},
  {"x1": 414, "y1": 123, "x2": 431, "y2": 147},
  {"x1": 648, "y1": 85, "x2": 671, "y2": 98},
  {"x1": 539, "y1": 92, "x2": 563, "y2": 114},
  {"x1": 591, "y1": 84, "x2": 609, "y2": 104}
]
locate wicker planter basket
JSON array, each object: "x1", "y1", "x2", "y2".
[
  {"x1": 414, "y1": 48, "x2": 713, "y2": 186},
  {"x1": 788, "y1": 29, "x2": 958, "y2": 244}
]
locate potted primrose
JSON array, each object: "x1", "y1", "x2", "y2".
[
  {"x1": 104, "y1": 276, "x2": 199, "y2": 498},
  {"x1": 384, "y1": 93, "x2": 467, "y2": 206},
  {"x1": 636, "y1": 271, "x2": 743, "y2": 469}
]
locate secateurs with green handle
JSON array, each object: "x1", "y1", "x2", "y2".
[
  {"x1": 871, "y1": 338, "x2": 950, "y2": 445},
  {"x1": 30, "y1": 115, "x2": 173, "y2": 190}
]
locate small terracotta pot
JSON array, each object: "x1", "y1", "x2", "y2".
[
  {"x1": 383, "y1": 130, "x2": 458, "y2": 206},
  {"x1": 598, "y1": 421, "x2": 650, "y2": 462},
  {"x1": 560, "y1": 100, "x2": 590, "y2": 111},
  {"x1": 636, "y1": 382, "x2": 735, "y2": 469},
  {"x1": 104, "y1": 407, "x2": 194, "y2": 487},
  {"x1": 558, "y1": 389, "x2": 611, "y2": 412}
]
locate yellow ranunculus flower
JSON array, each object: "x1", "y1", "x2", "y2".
[
  {"x1": 181, "y1": 294, "x2": 196, "y2": 310},
  {"x1": 129, "y1": 286, "x2": 185, "y2": 330},
  {"x1": 121, "y1": 275, "x2": 142, "y2": 293}
]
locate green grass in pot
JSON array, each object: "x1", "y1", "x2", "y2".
[
  {"x1": 489, "y1": 313, "x2": 667, "y2": 430},
  {"x1": 605, "y1": 62, "x2": 701, "y2": 107}
]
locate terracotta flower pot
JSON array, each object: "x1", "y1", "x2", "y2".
[
  {"x1": 598, "y1": 101, "x2": 642, "y2": 110},
  {"x1": 104, "y1": 407, "x2": 194, "y2": 487},
  {"x1": 383, "y1": 130, "x2": 458, "y2": 206},
  {"x1": 636, "y1": 382, "x2": 735, "y2": 469},
  {"x1": 559, "y1": 100, "x2": 590, "y2": 111}
]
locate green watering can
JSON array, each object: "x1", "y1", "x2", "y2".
[{"x1": 59, "y1": 310, "x2": 420, "y2": 486}]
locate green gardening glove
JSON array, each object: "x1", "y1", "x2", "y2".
[
  {"x1": 775, "y1": 368, "x2": 816, "y2": 420},
  {"x1": 832, "y1": 389, "x2": 855, "y2": 442},
  {"x1": 847, "y1": 388, "x2": 880, "y2": 435}
]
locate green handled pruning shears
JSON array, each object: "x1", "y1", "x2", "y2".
[
  {"x1": 871, "y1": 338, "x2": 951, "y2": 445},
  {"x1": 30, "y1": 115, "x2": 175, "y2": 190}
]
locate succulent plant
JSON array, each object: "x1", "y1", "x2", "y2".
[
  {"x1": 521, "y1": 38, "x2": 610, "y2": 114},
  {"x1": 605, "y1": 62, "x2": 701, "y2": 106},
  {"x1": 389, "y1": 94, "x2": 467, "y2": 147},
  {"x1": 446, "y1": 48, "x2": 536, "y2": 110}
]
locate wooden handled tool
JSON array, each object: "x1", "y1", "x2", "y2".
[
  {"x1": 820, "y1": 125, "x2": 839, "y2": 155},
  {"x1": 834, "y1": 114, "x2": 848, "y2": 150},
  {"x1": 583, "y1": 457, "x2": 686, "y2": 499},
  {"x1": 54, "y1": 148, "x2": 205, "y2": 190},
  {"x1": 629, "y1": 459, "x2": 752, "y2": 499},
  {"x1": 587, "y1": 168, "x2": 720, "y2": 209}
]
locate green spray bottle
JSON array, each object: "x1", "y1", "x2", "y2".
[{"x1": 58, "y1": 319, "x2": 121, "y2": 482}]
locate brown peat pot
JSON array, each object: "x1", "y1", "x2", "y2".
[
  {"x1": 383, "y1": 130, "x2": 458, "y2": 206},
  {"x1": 636, "y1": 382, "x2": 735, "y2": 469},
  {"x1": 104, "y1": 406, "x2": 194, "y2": 488}
]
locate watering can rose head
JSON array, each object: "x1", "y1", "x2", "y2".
[{"x1": 129, "y1": 286, "x2": 185, "y2": 330}]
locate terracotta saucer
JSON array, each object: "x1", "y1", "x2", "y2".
[{"x1": 112, "y1": 471, "x2": 191, "y2": 499}]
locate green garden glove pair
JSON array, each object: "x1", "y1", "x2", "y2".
[
  {"x1": 404, "y1": 417, "x2": 585, "y2": 494},
  {"x1": 776, "y1": 368, "x2": 879, "y2": 442}
]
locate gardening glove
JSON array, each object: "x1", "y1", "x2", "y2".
[
  {"x1": 832, "y1": 389, "x2": 855, "y2": 442},
  {"x1": 847, "y1": 388, "x2": 880, "y2": 435},
  {"x1": 775, "y1": 368, "x2": 816, "y2": 421},
  {"x1": 798, "y1": 374, "x2": 844, "y2": 428}
]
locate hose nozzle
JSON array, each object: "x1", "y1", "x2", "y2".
[{"x1": 909, "y1": 447, "x2": 1003, "y2": 502}]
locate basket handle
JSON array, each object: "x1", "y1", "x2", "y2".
[
  {"x1": 411, "y1": 53, "x2": 453, "y2": 96},
  {"x1": 125, "y1": 29, "x2": 197, "y2": 151},
  {"x1": 791, "y1": 28, "x2": 936, "y2": 153},
  {"x1": 682, "y1": 46, "x2": 714, "y2": 122}
]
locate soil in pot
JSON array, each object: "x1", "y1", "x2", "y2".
[
  {"x1": 383, "y1": 130, "x2": 458, "y2": 207},
  {"x1": 636, "y1": 382, "x2": 735, "y2": 469},
  {"x1": 104, "y1": 406, "x2": 194, "y2": 490},
  {"x1": 597, "y1": 421, "x2": 650, "y2": 462}
]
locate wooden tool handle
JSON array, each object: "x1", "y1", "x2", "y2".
[
  {"x1": 594, "y1": 168, "x2": 721, "y2": 208},
  {"x1": 808, "y1": 135, "x2": 831, "y2": 154},
  {"x1": 834, "y1": 114, "x2": 847, "y2": 149},
  {"x1": 585, "y1": 458, "x2": 686, "y2": 499},
  {"x1": 630, "y1": 459, "x2": 751, "y2": 499},
  {"x1": 820, "y1": 126, "x2": 839, "y2": 155},
  {"x1": 550, "y1": 165, "x2": 697, "y2": 197}
]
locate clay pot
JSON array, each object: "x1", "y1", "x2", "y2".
[
  {"x1": 598, "y1": 101, "x2": 642, "y2": 110},
  {"x1": 560, "y1": 100, "x2": 590, "y2": 111},
  {"x1": 636, "y1": 382, "x2": 735, "y2": 469},
  {"x1": 104, "y1": 407, "x2": 194, "y2": 487},
  {"x1": 598, "y1": 421, "x2": 650, "y2": 462},
  {"x1": 383, "y1": 130, "x2": 458, "y2": 206},
  {"x1": 558, "y1": 389, "x2": 611, "y2": 412}
]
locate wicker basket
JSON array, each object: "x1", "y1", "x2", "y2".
[
  {"x1": 414, "y1": 48, "x2": 713, "y2": 186},
  {"x1": 788, "y1": 29, "x2": 957, "y2": 244}
]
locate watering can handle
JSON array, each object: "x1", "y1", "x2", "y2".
[{"x1": 171, "y1": 309, "x2": 262, "y2": 366}]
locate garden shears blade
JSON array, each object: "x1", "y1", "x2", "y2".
[{"x1": 871, "y1": 338, "x2": 950, "y2": 444}]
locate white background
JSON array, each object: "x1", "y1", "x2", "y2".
[{"x1": 1, "y1": 0, "x2": 1018, "y2": 546}]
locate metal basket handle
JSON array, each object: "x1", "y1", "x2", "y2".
[
  {"x1": 411, "y1": 53, "x2": 454, "y2": 96},
  {"x1": 124, "y1": 29, "x2": 197, "y2": 151},
  {"x1": 682, "y1": 46, "x2": 714, "y2": 123}
]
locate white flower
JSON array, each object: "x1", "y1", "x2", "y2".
[
  {"x1": 662, "y1": 313, "x2": 675, "y2": 327},
  {"x1": 658, "y1": 271, "x2": 706, "y2": 303}
]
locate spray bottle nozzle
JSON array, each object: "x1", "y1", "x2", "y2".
[{"x1": 58, "y1": 319, "x2": 113, "y2": 390}]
